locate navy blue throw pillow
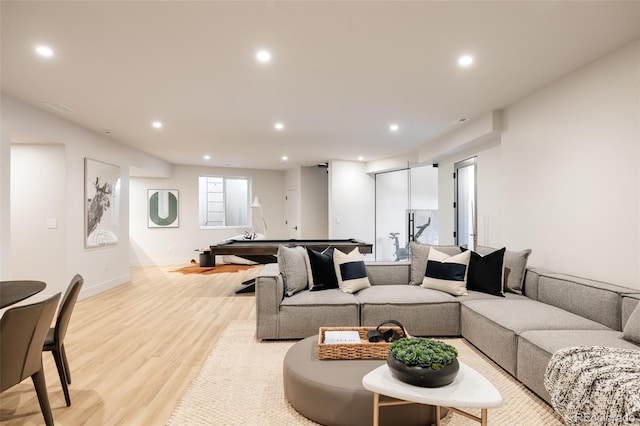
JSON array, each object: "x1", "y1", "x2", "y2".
[
  {"x1": 339, "y1": 261, "x2": 368, "y2": 281},
  {"x1": 466, "y1": 247, "x2": 506, "y2": 297},
  {"x1": 424, "y1": 261, "x2": 467, "y2": 282},
  {"x1": 307, "y1": 247, "x2": 338, "y2": 291}
]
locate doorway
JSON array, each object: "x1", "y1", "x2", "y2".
[
  {"x1": 454, "y1": 157, "x2": 477, "y2": 250},
  {"x1": 285, "y1": 188, "x2": 299, "y2": 239}
]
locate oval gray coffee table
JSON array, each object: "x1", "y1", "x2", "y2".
[{"x1": 283, "y1": 335, "x2": 445, "y2": 426}]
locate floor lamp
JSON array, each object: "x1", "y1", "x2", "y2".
[{"x1": 251, "y1": 197, "x2": 268, "y2": 238}]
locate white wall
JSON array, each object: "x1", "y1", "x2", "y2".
[
  {"x1": 129, "y1": 165, "x2": 286, "y2": 265},
  {"x1": 300, "y1": 166, "x2": 328, "y2": 238},
  {"x1": 1, "y1": 94, "x2": 172, "y2": 299},
  {"x1": 0, "y1": 125, "x2": 10, "y2": 278},
  {"x1": 436, "y1": 142, "x2": 502, "y2": 247},
  {"x1": 10, "y1": 145, "x2": 66, "y2": 289},
  {"x1": 500, "y1": 40, "x2": 639, "y2": 288},
  {"x1": 425, "y1": 40, "x2": 639, "y2": 289},
  {"x1": 475, "y1": 145, "x2": 502, "y2": 248},
  {"x1": 328, "y1": 160, "x2": 375, "y2": 258}
]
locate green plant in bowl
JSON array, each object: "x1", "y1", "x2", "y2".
[{"x1": 387, "y1": 338, "x2": 459, "y2": 387}]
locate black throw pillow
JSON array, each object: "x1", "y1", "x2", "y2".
[
  {"x1": 466, "y1": 247, "x2": 506, "y2": 297},
  {"x1": 307, "y1": 247, "x2": 338, "y2": 291}
]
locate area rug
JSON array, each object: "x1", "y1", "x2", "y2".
[
  {"x1": 166, "y1": 321, "x2": 563, "y2": 426},
  {"x1": 171, "y1": 260, "x2": 258, "y2": 275}
]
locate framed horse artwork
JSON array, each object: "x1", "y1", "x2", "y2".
[{"x1": 84, "y1": 158, "x2": 121, "y2": 248}]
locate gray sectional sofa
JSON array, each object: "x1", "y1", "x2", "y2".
[{"x1": 255, "y1": 246, "x2": 640, "y2": 405}]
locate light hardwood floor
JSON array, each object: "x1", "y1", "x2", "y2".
[{"x1": 0, "y1": 264, "x2": 261, "y2": 426}]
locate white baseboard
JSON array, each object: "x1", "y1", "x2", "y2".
[{"x1": 79, "y1": 273, "x2": 130, "y2": 301}]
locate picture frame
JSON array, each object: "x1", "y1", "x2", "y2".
[
  {"x1": 85, "y1": 158, "x2": 121, "y2": 248},
  {"x1": 148, "y1": 189, "x2": 179, "y2": 228}
]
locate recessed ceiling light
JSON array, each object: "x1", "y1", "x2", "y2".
[
  {"x1": 389, "y1": 123, "x2": 399, "y2": 132},
  {"x1": 281, "y1": 156, "x2": 288, "y2": 161},
  {"x1": 35, "y1": 45, "x2": 54, "y2": 58},
  {"x1": 458, "y1": 55, "x2": 474, "y2": 67},
  {"x1": 152, "y1": 121, "x2": 163, "y2": 129},
  {"x1": 203, "y1": 155, "x2": 210, "y2": 160},
  {"x1": 274, "y1": 122, "x2": 284, "y2": 130},
  {"x1": 256, "y1": 49, "x2": 272, "y2": 63},
  {"x1": 358, "y1": 156, "x2": 364, "y2": 161}
]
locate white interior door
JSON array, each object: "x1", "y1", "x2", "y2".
[{"x1": 285, "y1": 189, "x2": 299, "y2": 239}]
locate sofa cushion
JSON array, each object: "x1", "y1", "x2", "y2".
[
  {"x1": 460, "y1": 299, "x2": 611, "y2": 376},
  {"x1": 408, "y1": 242, "x2": 461, "y2": 285},
  {"x1": 333, "y1": 247, "x2": 371, "y2": 294},
  {"x1": 356, "y1": 285, "x2": 458, "y2": 305},
  {"x1": 476, "y1": 246, "x2": 531, "y2": 294},
  {"x1": 421, "y1": 249, "x2": 470, "y2": 296},
  {"x1": 466, "y1": 248, "x2": 505, "y2": 297},
  {"x1": 306, "y1": 247, "x2": 338, "y2": 291},
  {"x1": 461, "y1": 299, "x2": 612, "y2": 334},
  {"x1": 278, "y1": 245, "x2": 309, "y2": 296},
  {"x1": 365, "y1": 262, "x2": 410, "y2": 286},
  {"x1": 623, "y1": 302, "x2": 640, "y2": 344},
  {"x1": 517, "y1": 330, "x2": 639, "y2": 403},
  {"x1": 520, "y1": 330, "x2": 639, "y2": 355},
  {"x1": 281, "y1": 288, "x2": 357, "y2": 306},
  {"x1": 536, "y1": 273, "x2": 630, "y2": 330},
  {"x1": 457, "y1": 290, "x2": 527, "y2": 302},
  {"x1": 357, "y1": 285, "x2": 460, "y2": 336},
  {"x1": 278, "y1": 303, "x2": 359, "y2": 339}
]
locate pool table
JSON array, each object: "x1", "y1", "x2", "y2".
[
  {"x1": 209, "y1": 238, "x2": 372, "y2": 259},
  {"x1": 207, "y1": 238, "x2": 373, "y2": 293}
]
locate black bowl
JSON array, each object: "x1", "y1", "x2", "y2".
[{"x1": 387, "y1": 353, "x2": 459, "y2": 387}]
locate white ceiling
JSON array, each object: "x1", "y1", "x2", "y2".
[{"x1": 2, "y1": 1, "x2": 639, "y2": 170}]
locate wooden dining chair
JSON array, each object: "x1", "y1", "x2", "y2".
[
  {"x1": 0, "y1": 292, "x2": 61, "y2": 426},
  {"x1": 43, "y1": 274, "x2": 83, "y2": 407}
]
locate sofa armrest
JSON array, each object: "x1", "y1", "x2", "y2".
[{"x1": 256, "y1": 263, "x2": 284, "y2": 339}]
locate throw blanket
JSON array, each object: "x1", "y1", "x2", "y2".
[{"x1": 544, "y1": 346, "x2": 640, "y2": 426}]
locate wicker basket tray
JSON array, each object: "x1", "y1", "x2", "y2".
[{"x1": 317, "y1": 326, "x2": 405, "y2": 360}]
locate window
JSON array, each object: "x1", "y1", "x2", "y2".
[{"x1": 198, "y1": 176, "x2": 249, "y2": 227}]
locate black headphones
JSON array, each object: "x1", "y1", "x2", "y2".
[{"x1": 367, "y1": 320, "x2": 408, "y2": 343}]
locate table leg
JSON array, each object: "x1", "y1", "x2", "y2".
[
  {"x1": 436, "y1": 406, "x2": 441, "y2": 426},
  {"x1": 481, "y1": 408, "x2": 487, "y2": 426},
  {"x1": 372, "y1": 392, "x2": 379, "y2": 426}
]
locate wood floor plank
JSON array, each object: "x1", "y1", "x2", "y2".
[{"x1": 0, "y1": 264, "x2": 261, "y2": 426}]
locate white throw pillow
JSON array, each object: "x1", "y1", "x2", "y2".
[
  {"x1": 421, "y1": 248, "x2": 471, "y2": 296},
  {"x1": 333, "y1": 247, "x2": 371, "y2": 294}
]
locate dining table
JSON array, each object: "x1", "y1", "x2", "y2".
[{"x1": 0, "y1": 280, "x2": 47, "y2": 309}]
